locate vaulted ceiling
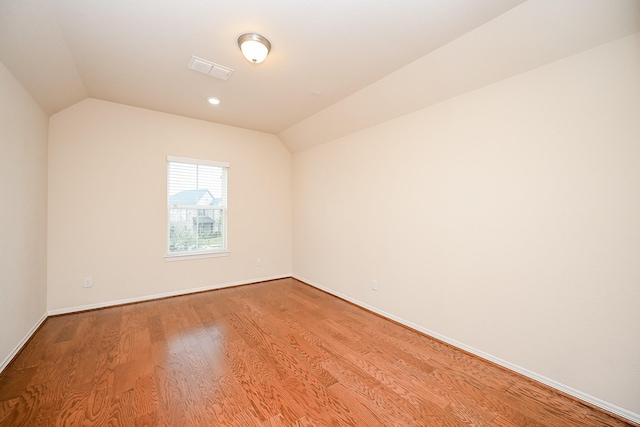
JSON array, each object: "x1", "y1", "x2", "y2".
[{"x1": 1, "y1": 0, "x2": 639, "y2": 152}]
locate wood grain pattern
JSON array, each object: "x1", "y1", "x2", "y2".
[{"x1": 0, "y1": 277, "x2": 635, "y2": 426}]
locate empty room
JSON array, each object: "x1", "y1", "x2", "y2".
[{"x1": 1, "y1": 0, "x2": 639, "y2": 425}]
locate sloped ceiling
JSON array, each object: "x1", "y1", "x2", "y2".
[{"x1": 1, "y1": 0, "x2": 639, "y2": 152}]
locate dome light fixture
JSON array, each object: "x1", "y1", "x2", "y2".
[
  {"x1": 237, "y1": 33, "x2": 271, "y2": 64},
  {"x1": 207, "y1": 97, "x2": 220, "y2": 105}
]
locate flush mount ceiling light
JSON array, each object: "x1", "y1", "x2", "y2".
[
  {"x1": 207, "y1": 97, "x2": 220, "y2": 105},
  {"x1": 237, "y1": 33, "x2": 271, "y2": 64}
]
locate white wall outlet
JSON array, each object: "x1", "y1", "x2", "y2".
[
  {"x1": 83, "y1": 277, "x2": 93, "y2": 288},
  {"x1": 256, "y1": 258, "x2": 262, "y2": 266},
  {"x1": 371, "y1": 279, "x2": 378, "y2": 291}
]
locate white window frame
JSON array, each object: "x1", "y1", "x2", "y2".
[{"x1": 165, "y1": 156, "x2": 230, "y2": 261}]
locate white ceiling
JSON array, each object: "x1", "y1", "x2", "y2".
[{"x1": 1, "y1": 0, "x2": 639, "y2": 152}]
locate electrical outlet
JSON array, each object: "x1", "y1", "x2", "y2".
[
  {"x1": 83, "y1": 277, "x2": 93, "y2": 288},
  {"x1": 256, "y1": 258, "x2": 262, "y2": 266},
  {"x1": 371, "y1": 280, "x2": 378, "y2": 291}
]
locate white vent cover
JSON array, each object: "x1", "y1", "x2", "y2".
[{"x1": 187, "y1": 56, "x2": 233, "y2": 81}]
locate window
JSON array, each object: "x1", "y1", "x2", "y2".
[{"x1": 167, "y1": 156, "x2": 229, "y2": 258}]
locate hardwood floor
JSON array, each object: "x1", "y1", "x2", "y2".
[{"x1": 0, "y1": 278, "x2": 634, "y2": 426}]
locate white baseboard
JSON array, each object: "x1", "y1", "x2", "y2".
[
  {"x1": 1, "y1": 312, "x2": 48, "y2": 373},
  {"x1": 292, "y1": 274, "x2": 640, "y2": 425},
  {"x1": 48, "y1": 274, "x2": 290, "y2": 316}
]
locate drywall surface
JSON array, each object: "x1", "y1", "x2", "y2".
[
  {"x1": 48, "y1": 98, "x2": 292, "y2": 311},
  {"x1": 0, "y1": 61, "x2": 48, "y2": 369},
  {"x1": 279, "y1": 0, "x2": 640, "y2": 152},
  {"x1": 293, "y1": 34, "x2": 640, "y2": 416}
]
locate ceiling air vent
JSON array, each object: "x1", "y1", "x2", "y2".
[{"x1": 187, "y1": 56, "x2": 233, "y2": 81}]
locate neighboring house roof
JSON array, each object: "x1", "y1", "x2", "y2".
[
  {"x1": 169, "y1": 189, "x2": 220, "y2": 206},
  {"x1": 193, "y1": 216, "x2": 215, "y2": 224}
]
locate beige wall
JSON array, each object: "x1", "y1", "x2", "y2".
[
  {"x1": 293, "y1": 33, "x2": 640, "y2": 415},
  {"x1": 48, "y1": 99, "x2": 292, "y2": 312},
  {"x1": 0, "y1": 62, "x2": 48, "y2": 369}
]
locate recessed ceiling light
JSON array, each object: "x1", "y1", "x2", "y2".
[{"x1": 207, "y1": 97, "x2": 221, "y2": 105}]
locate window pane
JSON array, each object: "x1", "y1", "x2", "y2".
[
  {"x1": 168, "y1": 162, "x2": 227, "y2": 208},
  {"x1": 169, "y1": 208, "x2": 197, "y2": 253},
  {"x1": 196, "y1": 209, "x2": 223, "y2": 250},
  {"x1": 167, "y1": 158, "x2": 228, "y2": 256}
]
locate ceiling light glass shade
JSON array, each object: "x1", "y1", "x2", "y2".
[{"x1": 238, "y1": 33, "x2": 271, "y2": 64}]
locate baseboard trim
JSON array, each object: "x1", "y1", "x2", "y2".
[
  {"x1": 1, "y1": 312, "x2": 48, "y2": 374},
  {"x1": 292, "y1": 274, "x2": 640, "y2": 425},
  {"x1": 48, "y1": 274, "x2": 290, "y2": 316}
]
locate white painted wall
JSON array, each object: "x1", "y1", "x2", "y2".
[
  {"x1": 0, "y1": 62, "x2": 48, "y2": 369},
  {"x1": 293, "y1": 34, "x2": 640, "y2": 416},
  {"x1": 47, "y1": 99, "x2": 292, "y2": 312}
]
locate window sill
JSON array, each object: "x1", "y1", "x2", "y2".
[{"x1": 165, "y1": 251, "x2": 230, "y2": 262}]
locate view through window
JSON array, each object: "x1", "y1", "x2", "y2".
[{"x1": 167, "y1": 156, "x2": 228, "y2": 257}]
